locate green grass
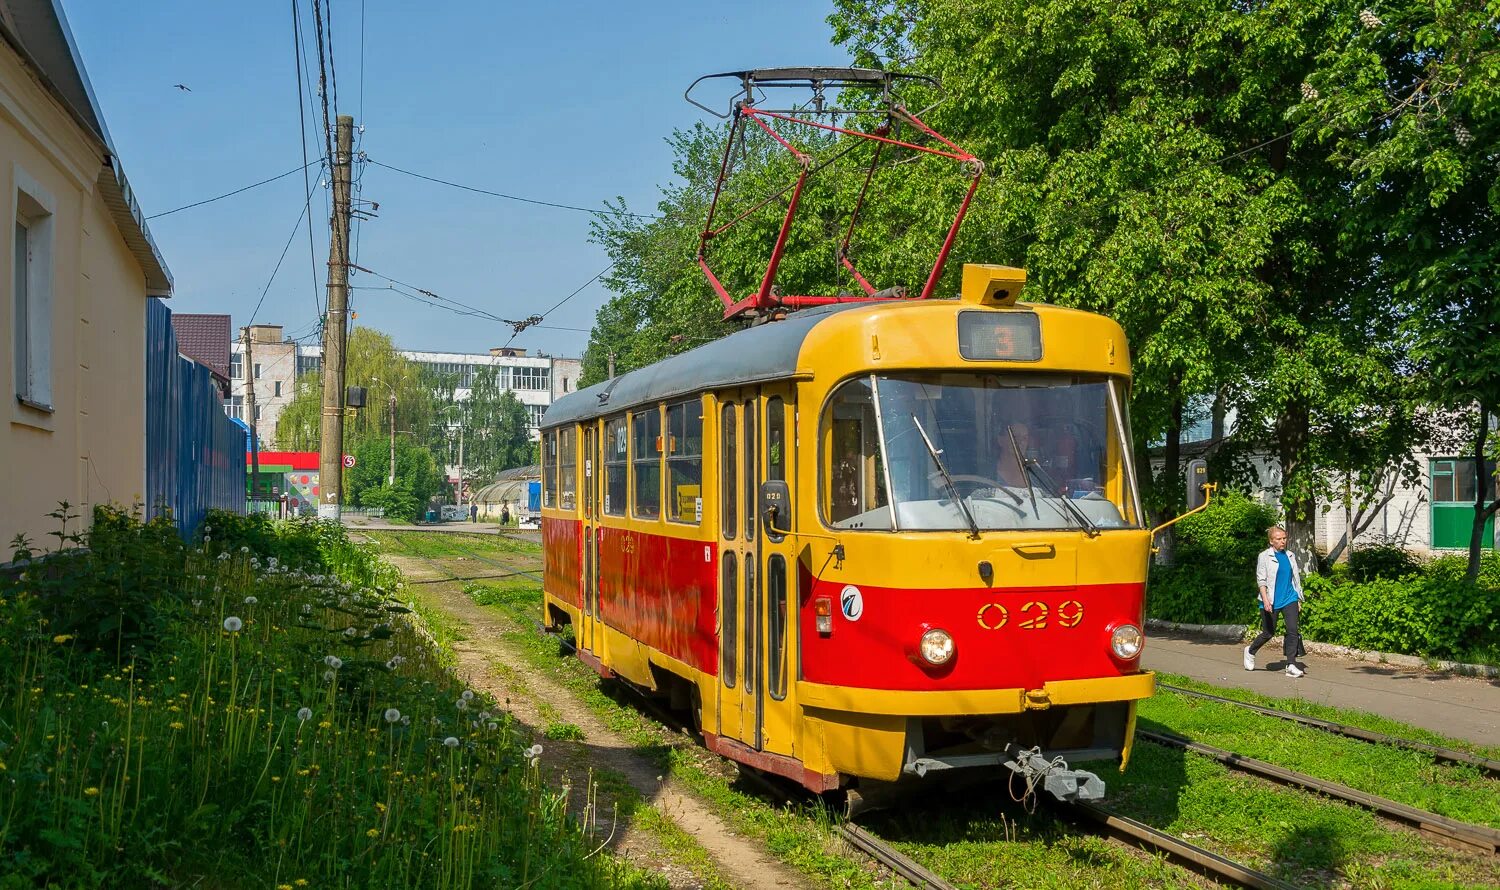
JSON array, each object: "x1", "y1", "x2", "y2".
[
  {"x1": 1155, "y1": 672, "x2": 1500, "y2": 760},
  {"x1": 1139, "y1": 691, "x2": 1500, "y2": 828}
]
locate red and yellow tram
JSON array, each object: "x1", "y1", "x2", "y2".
[{"x1": 539, "y1": 264, "x2": 1154, "y2": 801}]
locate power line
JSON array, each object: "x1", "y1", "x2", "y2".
[
  {"x1": 249, "y1": 179, "x2": 321, "y2": 327},
  {"x1": 144, "y1": 162, "x2": 317, "y2": 220},
  {"x1": 291, "y1": 0, "x2": 322, "y2": 318},
  {"x1": 501, "y1": 263, "x2": 615, "y2": 349},
  {"x1": 365, "y1": 158, "x2": 663, "y2": 220}
]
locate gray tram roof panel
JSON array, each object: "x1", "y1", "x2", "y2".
[{"x1": 543, "y1": 303, "x2": 866, "y2": 428}]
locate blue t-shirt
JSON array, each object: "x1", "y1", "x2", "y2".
[{"x1": 1272, "y1": 550, "x2": 1298, "y2": 609}]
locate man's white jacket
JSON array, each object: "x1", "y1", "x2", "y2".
[{"x1": 1255, "y1": 547, "x2": 1303, "y2": 604}]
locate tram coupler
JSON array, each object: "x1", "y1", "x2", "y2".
[{"x1": 1001, "y1": 743, "x2": 1105, "y2": 803}]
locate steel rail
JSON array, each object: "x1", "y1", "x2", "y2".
[
  {"x1": 1139, "y1": 730, "x2": 1500, "y2": 855},
  {"x1": 1069, "y1": 802, "x2": 1299, "y2": 890},
  {"x1": 838, "y1": 823, "x2": 958, "y2": 890},
  {"x1": 1159, "y1": 683, "x2": 1500, "y2": 778}
]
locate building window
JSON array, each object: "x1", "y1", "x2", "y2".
[
  {"x1": 527, "y1": 404, "x2": 546, "y2": 429},
  {"x1": 562, "y1": 376, "x2": 570, "y2": 392},
  {"x1": 230, "y1": 352, "x2": 242, "y2": 379},
  {"x1": 254, "y1": 405, "x2": 263, "y2": 422},
  {"x1": 13, "y1": 171, "x2": 55, "y2": 410},
  {"x1": 632, "y1": 408, "x2": 661, "y2": 519},
  {"x1": 296, "y1": 354, "x2": 321, "y2": 377},
  {"x1": 273, "y1": 381, "x2": 282, "y2": 397},
  {"x1": 604, "y1": 416, "x2": 627, "y2": 516},
  {"x1": 1431, "y1": 458, "x2": 1498, "y2": 550},
  {"x1": 666, "y1": 400, "x2": 703, "y2": 524},
  {"x1": 514, "y1": 366, "x2": 549, "y2": 391},
  {"x1": 254, "y1": 363, "x2": 262, "y2": 379},
  {"x1": 227, "y1": 395, "x2": 243, "y2": 419}
]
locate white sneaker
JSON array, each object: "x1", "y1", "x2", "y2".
[
  {"x1": 1243, "y1": 646, "x2": 1255, "y2": 671},
  {"x1": 1286, "y1": 663, "x2": 1304, "y2": 678}
]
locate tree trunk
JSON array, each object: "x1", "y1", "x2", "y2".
[
  {"x1": 1211, "y1": 387, "x2": 1227, "y2": 443},
  {"x1": 1276, "y1": 402, "x2": 1316, "y2": 574},
  {"x1": 1157, "y1": 392, "x2": 1185, "y2": 566},
  {"x1": 1468, "y1": 402, "x2": 1500, "y2": 583}
]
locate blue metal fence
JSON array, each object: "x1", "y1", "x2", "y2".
[{"x1": 145, "y1": 299, "x2": 246, "y2": 535}]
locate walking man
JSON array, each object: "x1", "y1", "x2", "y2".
[{"x1": 1245, "y1": 526, "x2": 1306, "y2": 677}]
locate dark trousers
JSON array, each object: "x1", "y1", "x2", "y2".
[{"x1": 1248, "y1": 601, "x2": 1302, "y2": 663}]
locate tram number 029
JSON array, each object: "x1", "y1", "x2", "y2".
[{"x1": 976, "y1": 600, "x2": 1083, "y2": 630}]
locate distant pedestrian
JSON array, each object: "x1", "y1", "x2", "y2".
[
  {"x1": 501, "y1": 504, "x2": 511, "y2": 526},
  {"x1": 469, "y1": 504, "x2": 478, "y2": 523},
  {"x1": 1244, "y1": 526, "x2": 1306, "y2": 677}
]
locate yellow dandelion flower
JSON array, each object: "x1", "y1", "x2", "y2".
[
  {"x1": 271, "y1": 776, "x2": 281, "y2": 783},
  {"x1": 295, "y1": 881, "x2": 309, "y2": 887},
  {"x1": 169, "y1": 722, "x2": 185, "y2": 731},
  {"x1": 52, "y1": 634, "x2": 73, "y2": 644},
  {"x1": 279, "y1": 885, "x2": 294, "y2": 890},
  {"x1": 318, "y1": 721, "x2": 332, "y2": 730},
  {"x1": 366, "y1": 828, "x2": 380, "y2": 838},
  {"x1": 83, "y1": 787, "x2": 100, "y2": 797},
  {"x1": 375, "y1": 802, "x2": 387, "y2": 813},
  {"x1": 0, "y1": 761, "x2": 7, "y2": 771}
]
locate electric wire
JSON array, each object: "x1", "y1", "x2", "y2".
[
  {"x1": 292, "y1": 0, "x2": 323, "y2": 319},
  {"x1": 248, "y1": 178, "x2": 322, "y2": 327},
  {"x1": 144, "y1": 162, "x2": 317, "y2": 220},
  {"x1": 366, "y1": 158, "x2": 663, "y2": 220}
]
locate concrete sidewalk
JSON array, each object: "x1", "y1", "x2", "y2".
[{"x1": 1142, "y1": 631, "x2": 1500, "y2": 748}]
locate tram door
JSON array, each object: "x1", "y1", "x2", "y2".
[
  {"x1": 717, "y1": 386, "x2": 797, "y2": 754},
  {"x1": 581, "y1": 424, "x2": 600, "y2": 655}
]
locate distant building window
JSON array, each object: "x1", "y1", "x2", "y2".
[
  {"x1": 254, "y1": 405, "x2": 263, "y2": 422},
  {"x1": 254, "y1": 363, "x2": 262, "y2": 379},
  {"x1": 527, "y1": 404, "x2": 546, "y2": 429},
  {"x1": 296, "y1": 354, "x2": 321, "y2": 377},
  {"x1": 230, "y1": 353, "x2": 242, "y2": 379},
  {"x1": 227, "y1": 395, "x2": 243, "y2": 419},
  {"x1": 274, "y1": 381, "x2": 282, "y2": 397},
  {"x1": 513, "y1": 366, "x2": 549, "y2": 391},
  {"x1": 13, "y1": 170, "x2": 55, "y2": 410},
  {"x1": 562, "y1": 377, "x2": 570, "y2": 392}
]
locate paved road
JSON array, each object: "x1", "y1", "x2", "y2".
[
  {"x1": 1143, "y1": 630, "x2": 1500, "y2": 747},
  {"x1": 343, "y1": 516, "x2": 541, "y2": 542}
]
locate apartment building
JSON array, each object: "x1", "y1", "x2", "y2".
[{"x1": 226, "y1": 327, "x2": 581, "y2": 444}]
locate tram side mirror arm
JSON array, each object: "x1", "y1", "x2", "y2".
[
  {"x1": 1149, "y1": 458, "x2": 1217, "y2": 551},
  {"x1": 760, "y1": 480, "x2": 791, "y2": 543}
]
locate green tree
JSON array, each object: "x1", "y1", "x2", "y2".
[
  {"x1": 1300, "y1": 0, "x2": 1500, "y2": 580},
  {"x1": 460, "y1": 370, "x2": 535, "y2": 481},
  {"x1": 347, "y1": 437, "x2": 440, "y2": 521}
]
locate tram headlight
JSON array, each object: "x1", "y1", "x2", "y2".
[
  {"x1": 919, "y1": 628, "x2": 955, "y2": 666},
  {"x1": 1110, "y1": 624, "x2": 1143, "y2": 660}
]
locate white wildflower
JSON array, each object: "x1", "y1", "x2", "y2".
[
  {"x1": 1358, "y1": 8, "x2": 1382, "y2": 28},
  {"x1": 223, "y1": 616, "x2": 243, "y2": 633},
  {"x1": 1300, "y1": 82, "x2": 1319, "y2": 102},
  {"x1": 240, "y1": 546, "x2": 250, "y2": 554},
  {"x1": 401, "y1": 715, "x2": 411, "y2": 726},
  {"x1": 384, "y1": 708, "x2": 402, "y2": 724}
]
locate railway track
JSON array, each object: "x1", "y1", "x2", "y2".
[
  {"x1": 1159, "y1": 683, "x2": 1500, "y2": 778},
  {"x1": 1066, "y1": 802, "x2": 1298, "y2": 890},
  {"x1": 1138, "y1": 729, "x2": 1500, "y2": 855}
]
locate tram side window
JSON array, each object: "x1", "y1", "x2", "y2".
[
  {"x1": 542, "y1": 429, "x2": 556, "y2": 508},
  {"x1": 632, "y1": 408, "x2": 662, "y2": 519},
  {"x1": 604, "y1": 416, "x2": 627, "y2": 516},
  {"x1": 721, "y1": 552, "x2": 737, "y2": 689},
  {"x1": 767, "y1": 554, "x2": 788, "y2": 701},
  {"x1": 558, "y1": 426, "x2": 576, "y2": 511},
  {"x1": 666, "y1": 400, "x2": 704, "y2": 524},
  {"x1": 721, "y1": 404, "x2": 737, "y2": 539},
  {"x1": 823, "y1": 378, "x2": 890, "y2": 524},
  {"x1": 744, "y1": 400, "x2": 757, "y2": 541},
  {"x1": 766, "y1": 396, "x2": 786, "y2": 482}
]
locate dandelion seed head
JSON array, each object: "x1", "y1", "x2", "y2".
[
  {"x1": 443, "y1": 736, "x2": 460, "y2": 748},
  {"x1": 384, "y1": 708, "x2": 401, "y2": 724},
  {"x1": 297, "y1": 707, "x2": 313, "y2": 722},
  {"x1": 344, "y1": 626, "x2": 357, "y2": 637},
  {"x1": 240, "y1": 546, "x2": 251, "y2": 554},
  {"x1": 223, "y1": 616, "x2": 243, "y2": 633},
  {"x1": 243, "y1": 596, "x2": 258, "y2": 605},
  {"x1": 324, "y1": 655, "x2": 343, "y2": 670},
  {"x1": 461, "y1": 689, "x2": 475, "y2": 701},
  {"x1": 322, "y1": 670, "x2": 335, "y2": 682},
  {"x1": 455, "y1": 698, "x2": 468, "y2": 711}
]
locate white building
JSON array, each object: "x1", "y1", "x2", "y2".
[{"x1": 226, "y1": 327, "x2": 581, "y2": 444}]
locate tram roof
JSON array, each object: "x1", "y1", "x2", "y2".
[{"x1": 543, "y1": 302, "x2": 862, "y2": 428}]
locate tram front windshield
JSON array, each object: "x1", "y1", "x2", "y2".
[{"x1": 823, "y1": 373, "x2": 1142, "y2": 532}]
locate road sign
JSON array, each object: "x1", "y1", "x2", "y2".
[{"x1": 342, "y1": 454, "x2": 357, "y2": 468}]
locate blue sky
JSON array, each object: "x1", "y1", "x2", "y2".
[{"x1": 67, "y1": 1, "x2": 851, "y2": 358}]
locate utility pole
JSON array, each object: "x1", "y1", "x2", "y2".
[
  {"x1": 318, "y1": 114, "x2": 355, "y2": 518},
  {"x1": 241, "y1": 326, "x2": 261, "y2": 500},
  {"x1": 456, "y1": 422, "x2": 465, "y2": 508},
  {"x1": 607, "y1": 351, "x2": 616, "y2": 379}
]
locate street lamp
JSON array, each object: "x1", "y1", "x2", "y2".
[
  {"x1": 443, "y1": 404, "x2": 466, "y2": 509},
  {"x1": 370, "y1": 376, "x2": 397, "y2": 486}
]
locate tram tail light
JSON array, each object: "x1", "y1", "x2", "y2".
[{"x1": 814, "y1": 597, "x2": 833, "y2": 635}]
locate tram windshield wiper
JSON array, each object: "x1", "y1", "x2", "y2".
[
  {"x1": 1021, "y1": 459, "x2": 1101, "y2": 537},
  {"x1": 912, "y1": 414, "x2": 981, "y2": 539},
  {"x1": 1007, "y1": 427, "x2": 1038, "y2": 513}
]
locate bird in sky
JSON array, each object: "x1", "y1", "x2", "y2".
[{"x1": 173, "y1": 83, "x2": 191, "y2": 92}]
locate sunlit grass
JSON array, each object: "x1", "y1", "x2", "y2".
[{"x1": 0, "y1": 513, "x2": 660, "y2": 889}]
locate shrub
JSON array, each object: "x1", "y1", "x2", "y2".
[
  {"x1": 1146, "y1": 490, "x2": 1278, "y2": 624},
  {"x1": 1424, "y1": 550, "x2": 1500, "y2": 589},
  {"x1": 1347, "y1": 544, "x2": 1420, "y2": 582},
  {"x1": 1301, "y1": 573, "x2": 1500, "y2": 660}
]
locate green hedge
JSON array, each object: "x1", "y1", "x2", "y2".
[
  {"x1": 1146, "y1": 491, "x2": 1278, "y2": 624},
  {"x1": 1301, "y1": 571, "x2": 1500, "y2": 663}
]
